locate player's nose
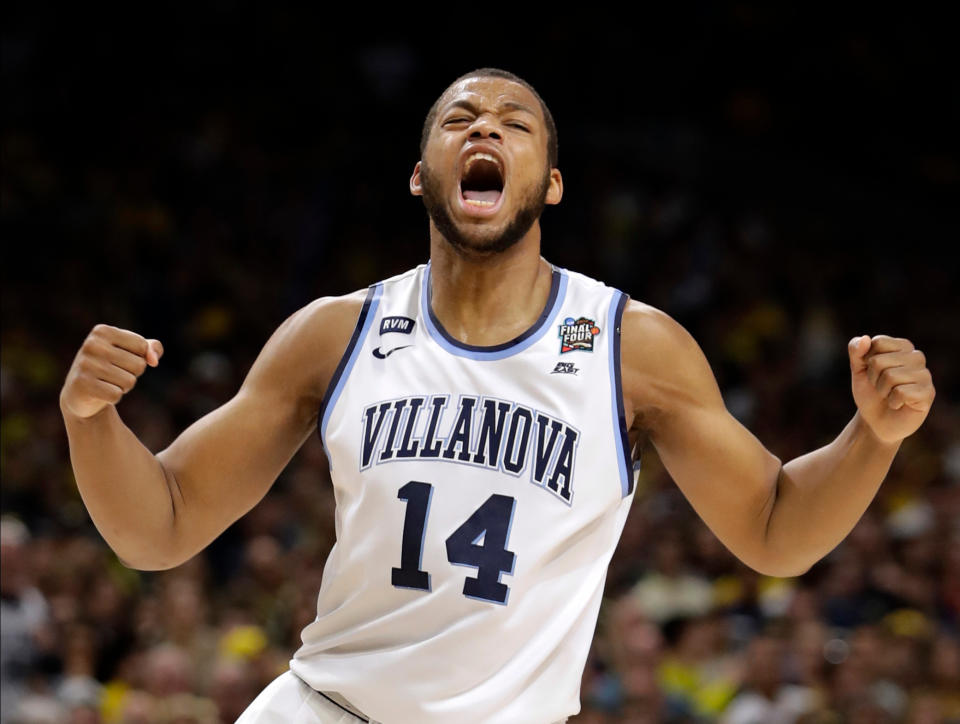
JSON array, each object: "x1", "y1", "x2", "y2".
[{"x1": 468, "y1": 116, "x2": 502, "y2": 142}]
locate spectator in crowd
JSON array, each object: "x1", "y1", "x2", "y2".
[{"x1": 1, "y1": 517, "x2": 53, "y2": 722}]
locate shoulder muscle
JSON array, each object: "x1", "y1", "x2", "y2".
[
  {"x1": 241, "y1": 290, "x2": 368, "y2": 426},
  {"x1": 619, "y1": 300, "x2": 725, "y2": 435}
]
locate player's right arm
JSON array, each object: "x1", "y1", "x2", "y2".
[{"x1": 60, "y1": 293, "x2": 365, "y2": 570}]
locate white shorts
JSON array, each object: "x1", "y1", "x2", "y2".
[
  {"x1": 236, "y1": 669, "x2": 568, "y2": 724},
  {"x1": 236, "y1": 671, "x2": 378, "y2": 724}
]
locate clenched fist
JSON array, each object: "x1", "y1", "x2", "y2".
[
  {"x1": 60, "y1": 325, "x2": 164, "y2": 419},
  {"x1": 849, "y1": 334, "x2": 935, "y2": 444}
]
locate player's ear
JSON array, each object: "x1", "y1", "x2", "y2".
[
  {"x1": 545, "y1": 168, "x2": 563, "y2": 206},
  {"x1": 410, "y1": 161, "x2": 423, "y2": 197}
]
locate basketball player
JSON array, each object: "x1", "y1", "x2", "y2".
[{"x1": 60, "y1": 69, "x2": 936, "y2": 723}]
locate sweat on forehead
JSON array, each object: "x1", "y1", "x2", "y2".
[{"x1": 420, "y1": 68, "x2": 559, "y2": 168}]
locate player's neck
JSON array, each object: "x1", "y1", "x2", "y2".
[{"x1": 428, "y1": 229, "x2": 553, "y2": 348}]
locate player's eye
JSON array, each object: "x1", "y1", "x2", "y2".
[
  {"x1": 443, "y1": 117, "x2": 470, "y2": 126},
  {"x1": 507, "y1": 122, "x2": 530, "y2": 132}
]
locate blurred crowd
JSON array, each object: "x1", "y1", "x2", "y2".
[{"x1": 3, "y1": 6, "x2": 958, "y2": 724}]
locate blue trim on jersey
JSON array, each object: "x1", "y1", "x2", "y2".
[
  {"x1": 420, "y1": 262, "x2": 568, "y2": 360},
  {"x1": 317, "y1": 284, "x2": 383, "y2": 465},
  {"x1": 608, "y1": 290, "x2": 634, "y2": 497}
]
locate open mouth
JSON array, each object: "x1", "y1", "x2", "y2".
[{"x1": 459, "y1": 152, "x2": 504, "y2": 211}]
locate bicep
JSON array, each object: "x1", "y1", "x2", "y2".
[
  {"x1": 623, "y1": 303, "x2": 781, "y2": 570},
  {"x1": 155, "y1": 296, "x2": 358, "y2": 559},
  {"x1": 651, "y1": 399, "x2": 782, "y2": 568},
  {"x1": 156, "y1": 384, "x2": 314, "y2": 539}
]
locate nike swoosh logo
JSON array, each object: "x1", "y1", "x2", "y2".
[{"x1": 372, "y1": 345, "x2": 413, "y2": 359}]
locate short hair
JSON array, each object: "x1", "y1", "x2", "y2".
[{"x1": 420, "y1": 68, "x2": 559, "y2": 169}]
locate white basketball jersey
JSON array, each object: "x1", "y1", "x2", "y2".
[{"x1": 291, "y1": 262, "x2": 638, "y2": 724}]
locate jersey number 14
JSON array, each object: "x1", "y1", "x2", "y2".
[{"x1": 391, "y1": 481, "x2": 517, "y2": 605}]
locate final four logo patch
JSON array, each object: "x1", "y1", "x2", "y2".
[{"x1": 558, "y1": 317, "x2": 600, "y2": 353}]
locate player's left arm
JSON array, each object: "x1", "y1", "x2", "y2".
[{"x1": 621, "y1": 301, "x2": 935, "y2": 577}]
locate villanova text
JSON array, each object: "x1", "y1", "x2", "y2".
[{"x1": 360, "y1": 395, "x2": 579, "y2": 503}]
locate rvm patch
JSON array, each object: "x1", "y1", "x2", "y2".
[{"x1": 380, "y1": 316, "x2": 416, "y2": 335}]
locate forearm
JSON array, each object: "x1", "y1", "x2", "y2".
[
  {"x1": 763, "y1": 411, "x2": 900, "y2": 576},
  {"x1": 61, "y1": 399, "x2": 181, "y2": 570}
]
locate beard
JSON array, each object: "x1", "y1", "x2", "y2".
[{"x1": 420, "y1": 160, "x2": 550, "y2": 257}]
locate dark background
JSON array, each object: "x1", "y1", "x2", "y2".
[
  {"x1": 2, "y1": 4, "x2": 959, "y2": 723},
  {"x1": 4, "y1": 7, "x2": 958, "y2": 349}
]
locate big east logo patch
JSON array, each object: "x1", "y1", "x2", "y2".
[{"x1": 558, "y1": 317, "x2": 600, "y2": 353}]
